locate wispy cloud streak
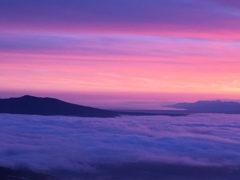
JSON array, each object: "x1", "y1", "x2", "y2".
[
  {"x1": 0, "y1": 0, "x2": 240, "y2": 103},
  {"x1": 0, "y1": 0, "x2": 240, "y2": 38}
]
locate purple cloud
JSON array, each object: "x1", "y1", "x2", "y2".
[
  {"x1": 1, "y1": 113, "x2": 240, "y2": 179},
  {"x1": 0, "y1": 0, "x2": 239, "y2": 38}
]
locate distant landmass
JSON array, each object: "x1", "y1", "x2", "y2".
[
  {"x1": 1, "y1": 96, "x2": 240, "y2": 117},
  {"x1": 0, "y1": 95, "x2": 189, "y2": 117},
  {"x1": 0, "y1": 95, "x2": 119, "y2": 118},
  {"x1": 166, "y1": 100, "x2": 240, "y2": 114}
]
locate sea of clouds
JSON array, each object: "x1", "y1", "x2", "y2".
[{"x1": 1, "y1": 113, "x2": 240, "y2": 179}]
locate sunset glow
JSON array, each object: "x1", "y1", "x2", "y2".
[{"x1": 1, "y1": 0, "x2": 240, "y2": 108}]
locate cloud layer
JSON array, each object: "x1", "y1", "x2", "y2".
[
  {"x1": 0, "y1": 113, "x2": 240, "y2": 179},
  {"x1": 1, "y1": 0, "x2": 240, "y2": 101},
  {"x1": 1, "y1": 0, "x2": 240, "y2": 38},
  {"x1": 1, "y1": 32, "x2": 240, "y2": 96}
]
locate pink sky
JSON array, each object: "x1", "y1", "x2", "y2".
[{"x1": 0, "y1": 0, "x2": 240, "y2": 108}]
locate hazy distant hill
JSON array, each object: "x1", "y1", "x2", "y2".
[
  {"x1": 0, "y1": 95, "x2": 119, "y2": 117},
  {"x1": 166, "y1": 100, "x2": 240, "y2": 114}
]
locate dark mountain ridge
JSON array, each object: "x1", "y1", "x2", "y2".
[
  {"x1": 166, "y1": 100, "x2": 240, "y2": 114},
  {"x1": 0, "y1": 95, "x2": 119, "y2": 117}
]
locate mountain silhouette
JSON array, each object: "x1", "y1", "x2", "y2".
[
  {"x1": 0, "y1": 95, "x2": 119, "y2": 117},
  {"x1": 166, "y1": 100, "x2": 240, "y2": 114}
]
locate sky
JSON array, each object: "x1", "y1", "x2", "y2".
[{"x1": 0, "y1": 0, "x2": 240, "y2": 108}]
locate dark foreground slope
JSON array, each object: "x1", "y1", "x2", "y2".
[
  {"x1": 0, "y1": 95, "x2": 119, "y2": 117},
  {"x1": 166, "y1": 100, "x2": 240, "y2": 114},
  {"x1": 0, "y1": 166, "x2": 56, "y2": 180},
  {"x1": 1, "y1": 163, "x2": 240, "y2": 180}
]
